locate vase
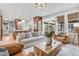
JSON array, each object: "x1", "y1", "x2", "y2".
[{"x1": 45, "y1": 37, "x2": 52, "y2": 46}]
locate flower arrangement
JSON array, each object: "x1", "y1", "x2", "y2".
[{"x1": 44, "y1": 30, "x2": 55, "y2": 37}]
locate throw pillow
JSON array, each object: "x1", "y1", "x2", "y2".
[
  {"x1": 32, "y1": 32, "x2": 40, "y2": 37},
  {"x1": 25, "y1": 32, "x2": 32, "y2": 38}
]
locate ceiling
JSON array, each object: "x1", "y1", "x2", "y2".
[{"x1": 0, "y1": 3, "x2": 79, "y2": 20}]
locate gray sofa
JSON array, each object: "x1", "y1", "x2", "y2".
[{"x1": 16, "y1": 32, "x2": 45, "y2": 48}]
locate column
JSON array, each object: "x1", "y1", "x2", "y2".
[
  {"x1": 55, "y1": 17, "x2": 58, "y2": 35},
  {"x1": 64, "y1": 14, "x2": 68, "y2": 34}
]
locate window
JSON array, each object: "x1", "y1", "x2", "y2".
[{"x1": 68, "y1": 23, "x2": 74, "y2": 32}]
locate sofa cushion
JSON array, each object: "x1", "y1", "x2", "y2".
[
  {"x1": 21, "y1": 36, "x2": 44, "y2": 44},
  {"x1": 36, "y1": 36, "x2": 44, "y2": 40},
  {"x1": 21, "y1": 37, "x2": 37, "y2": 43},
  {"x1": 0, "y1": 43, "x2": 24, "y2": 56},
  {"x1": 21, "y1": 36, "x2": 44, "y2": 42},
  {"x1": 32, "y1": 32, "x2": 40, "y2": 37},
  {"x1": 20, "y1": 33, "x2": 25, "y2": 40},
  {"x1": 25, "y1": 32, "x2": 32, "y2": 38}
]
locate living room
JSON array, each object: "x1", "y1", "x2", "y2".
[{"x1": 0, "y1": 3, "x2": 79, "y2": 56}]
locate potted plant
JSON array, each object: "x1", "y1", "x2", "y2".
[{"x1": 44, "y1": 30, "x2": 55, "y2": 46}]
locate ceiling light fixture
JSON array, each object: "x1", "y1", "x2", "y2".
[{"x1": 34, "y1": 3, "x2": 47, "y2": 8}]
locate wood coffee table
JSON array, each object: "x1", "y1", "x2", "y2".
[{"x1": 34, "y1": 40, "x2": 62, "y2": 56}]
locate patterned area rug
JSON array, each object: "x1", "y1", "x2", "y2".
[{"x1": 57, "y1": 44, "x2": 79, "y2": 56}]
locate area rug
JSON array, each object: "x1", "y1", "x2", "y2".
[{"x1": 57, "y1": 44, "x2": 79, "y2": 56}]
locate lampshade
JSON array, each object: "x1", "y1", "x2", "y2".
[{"x1": 73, "y1": 23, "x2": 79, "y2": 27}]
